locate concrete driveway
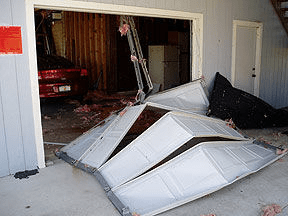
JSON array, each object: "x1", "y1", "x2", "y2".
[{"x1": 1, "y1": 127, "x2": 287, "y2": 216}]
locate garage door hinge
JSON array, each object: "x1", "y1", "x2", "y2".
[
  {"x1": 122, "y1": 207, "x2": 131, "y2": 216},
  {"x1": 104, "y1": 186, "x2": 111, "y2": 192}
]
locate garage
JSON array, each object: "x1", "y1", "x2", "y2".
[
  {"x1": 0, "y1": 0, "x2": 204, "y2": 178},
  {"x1": 2, "y1": 1, "x2": 288, "y2": 216},
  {"x1": 32, "y1": 4, "x2": 203, "y2": 162},
  {"x1": 2, "y1": 0, "x2": 288, "y2": 196},
  {"x1": 35, "y1": 11, "x2": 192, "y2": 92}
]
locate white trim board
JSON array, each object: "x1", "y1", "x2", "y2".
[
  {"x1": 231, "y1": 20, "x2": 263, "y2": 96},
  {"x1": 25, "y1": 0, "x2": 204, "y2": 168}
]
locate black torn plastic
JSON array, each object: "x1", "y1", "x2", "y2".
[
  {"x1": 208, "y1": 72, "x2": 288, "y2": 129},
  {"x1": 14, "y1": 169, "x2": 39, "y2": 179}
]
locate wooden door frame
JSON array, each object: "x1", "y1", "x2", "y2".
[{"x1": 231, "y1": 20, "x2": 263, "y2": 96}]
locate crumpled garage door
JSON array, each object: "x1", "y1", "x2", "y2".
[
  {"x1": 145, "y1": 79, "x2": 209, "y2": 114},
  {"x1": 112, "y1": 140, "x2": 282, "y2": 216},
  {"x1": 61, "y1": 104, "x2": 147, "y2": 168},
  {"x1": 56, "y1": 81, "x2": 287, "y2": 216},
  {"x1": 99, "y1": 111, "x2": 246, "y2": 189}
]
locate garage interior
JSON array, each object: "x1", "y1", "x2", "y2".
[{"x1": 35, "y1": 9, "x2": 192, "y2": 161}]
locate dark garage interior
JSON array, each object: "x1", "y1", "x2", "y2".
[
  {"x1": 35, "y1": 9, "x2": 191, "y2": 92},
  {"x1": 34, "y1": 9, "x2": 191, "y2": 160}
]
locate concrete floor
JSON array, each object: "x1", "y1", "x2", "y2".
[
  {"x1": 0, "y1": 159, "x2": 119, "y2": 216},
  {"x1": 1, "y1": 126, "x2": 288, "y2": 216},
  {"x1": 0, "y1": 153, "x2": 287, "y2": 216}
]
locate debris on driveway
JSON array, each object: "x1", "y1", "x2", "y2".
[
  {"x1": 54, "y1": 15, "x2": 288, "y2": 216},
  {"x1": 262, "y1": 204, "x2": 282, "y2": 216},
  {"x1": 276, "y1": 148, "x2": 288, "y2": 155},
  {"x1": 14, "y1": 169, "x2": 39, "y2": 180},
  {"x1": 56, "y1": 80, "x2": 287, "y2": 216}
]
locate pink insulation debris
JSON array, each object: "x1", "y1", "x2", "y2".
[
  {"x1": 130, "y1": 55, "x2": 138, "y2": 62},
  {"x1": 119, "y1": 109, "x2": 128, "y2": 117},
  {"x1": 272, "y1": 132, "x2": 284, "y2": 140},
  {"x1": 225, "y1": 118, "x2": 236, "y2": 129},
  {"x1": 276, "y1": 148, "x2": 288, "y2": 155},
  {"x1": 80, "y1": 113, "x2": 100, "y2": 125},
  {"x1": 119, "y1": 23, "x2": 130, "y2": 36},
  {"x1": 44, "y1": 115, "x2": 51, "y2": 120},
  {"x1": 74, "y1": 104, "x2": 101, "y2": 113},
  {"x1": 71, "y1": 91, "x2": 136, "y2": 126},
  {"x1": 262, "y1": 204, "x2": 282, "y2": 216},
  {"x1": 259, "y1": 137, "x2": 271, "y2": 144},
  {"x1": 138, "y1": 58, "x2": 146, "y2": 63}
]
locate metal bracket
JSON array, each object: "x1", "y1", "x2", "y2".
[
  {"x1": 107, "y1": 190, "x2": 133, "y2": 216},
  {"x1": 253, "y1": 140, "x2": 279, "y2": 151},
  {"x1": 122, "y1": 207, "x2": 131, "y2": 216}
]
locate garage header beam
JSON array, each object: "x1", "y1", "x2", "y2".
[{"x1": 29, "y1": 0, "x2": 201, "y2": 20}]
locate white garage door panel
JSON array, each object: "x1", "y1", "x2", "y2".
[
  {"x1": 114, "y1": 174, "x2": 176, "y2": 215},
  {"x1": 113, "y1": 144, "x2": 227, "y2": 216},
  {"x1": 101, "y1": 147, "x2": 151, "y2": 187},
  {"x1": 239, "y1": 144, "x2": 277, "y2": 170},
  {"x1": 174, "y1": 114, "x2": 244, "y2": 139},
  {"x1": 245, "y1": 144, "x2": 274, "y2": 159},
  {"x1": 203, "y1": 147, "x2": 249, "y2": 182},
  {"x1": 100, "y1": 114, "x2": 193, "y2": 188},
  {"x1": 145, "y1": 80, "x2": 209, "y2": 114},
  {"x1": 81, "y1": 105, "x2": 146, "y2": 168},
  {"x1": 56, "y1": 70, "x2": 285, "y2": 216},
  {"x1": 164, "y1": 148, "x2": 227, "y2": 196},
  {"x1": 58, "y1": 104, "x2": 285, "y2": 216},
  {"x1": 100, "y1": 112, "x2": 246, "y2": 189},
  {"x1": 62, "y1": 114, "x2": 117, "y2": 160},
  {"x1": 61, "y1": 81, "x2": 211, "y2": 168},
  {"x1": 112, "y1": 141, "x2": 283, "y2": 216},
  {"x1": 62, "y1": 105, "x2": 146, "y2": 168}
]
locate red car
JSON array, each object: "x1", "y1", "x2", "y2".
[{"x1": 38, "y1": 55, "x2": 89, "y2": 98}]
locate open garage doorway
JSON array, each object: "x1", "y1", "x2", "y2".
[
  {"x1": 26, "y1": 1, "x2": 203, "y2": 164},
  {"x1": 35, "y1": 10, "x2": 192, "y2": 93}
]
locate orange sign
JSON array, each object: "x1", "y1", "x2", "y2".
[{"x1": 0, "y1": 26, "x2": 23, "y2": 54}]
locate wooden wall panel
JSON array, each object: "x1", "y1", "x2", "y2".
[
  {"x1": 64, "y1": 12, "x2": 117, "y2": 91},
  {"x1": 106, "y1": 15, "x2": 118, "y2": 92},
  {"x1": 95, "y1": 14, "x2": 101, "y2": 89}
]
